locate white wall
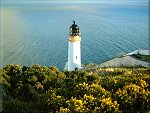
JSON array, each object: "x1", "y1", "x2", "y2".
[
  {"x1": 138, "y1": 50, "x2": 150, "y2": 55},
  {"x1": 125, "y1": 50, "x2": 138, "y2": 56},
  {"x1": 125, "y1": 49, "x2": 150, "y2": 56}
]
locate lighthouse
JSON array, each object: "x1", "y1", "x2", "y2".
[{"x1": 67, "y1": 21, "x2": 81, "y2": 71}]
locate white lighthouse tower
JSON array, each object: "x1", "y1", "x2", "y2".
[{"x1": 67, "y1": 21, "x2": 81, "y2": 71}]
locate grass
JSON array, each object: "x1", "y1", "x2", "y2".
[{"x1": 131, "y1": 54, "x2": 150, "y2": 63}]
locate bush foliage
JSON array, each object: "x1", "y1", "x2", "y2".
[{"x1": 0, "y1": 64, "x2": 150, "y2": 113}]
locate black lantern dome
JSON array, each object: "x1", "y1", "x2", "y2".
[{"x1": 69, "y1": 20, "x2": 80, "y2": 36}]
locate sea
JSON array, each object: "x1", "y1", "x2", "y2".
[{"x1": 0, "y1": 2, "x2": 149, "y2": 70}]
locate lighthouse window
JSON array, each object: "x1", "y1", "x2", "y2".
[{"x1": 76, "y1": 56, "x2": 77, "y2": 59}]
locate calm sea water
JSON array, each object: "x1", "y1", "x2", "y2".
[{"x1": 0, "y1": 3, "x2": 149, "y2": 70}]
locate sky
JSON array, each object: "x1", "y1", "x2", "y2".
[{"x1": 1, "y1": 0, "x2": 149, "y2": 4}]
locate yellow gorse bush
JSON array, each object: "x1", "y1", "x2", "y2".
[
  {"x1": 1, "y1": 65, "x2": 150, "y2": 113},
  {"x1": 100, "y1": 97, "x2": 119, "y2": 112}
]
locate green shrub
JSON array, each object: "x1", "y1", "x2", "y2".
[{"x1": 114, "y1": 83, "x2": 150, "y2": 112}]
